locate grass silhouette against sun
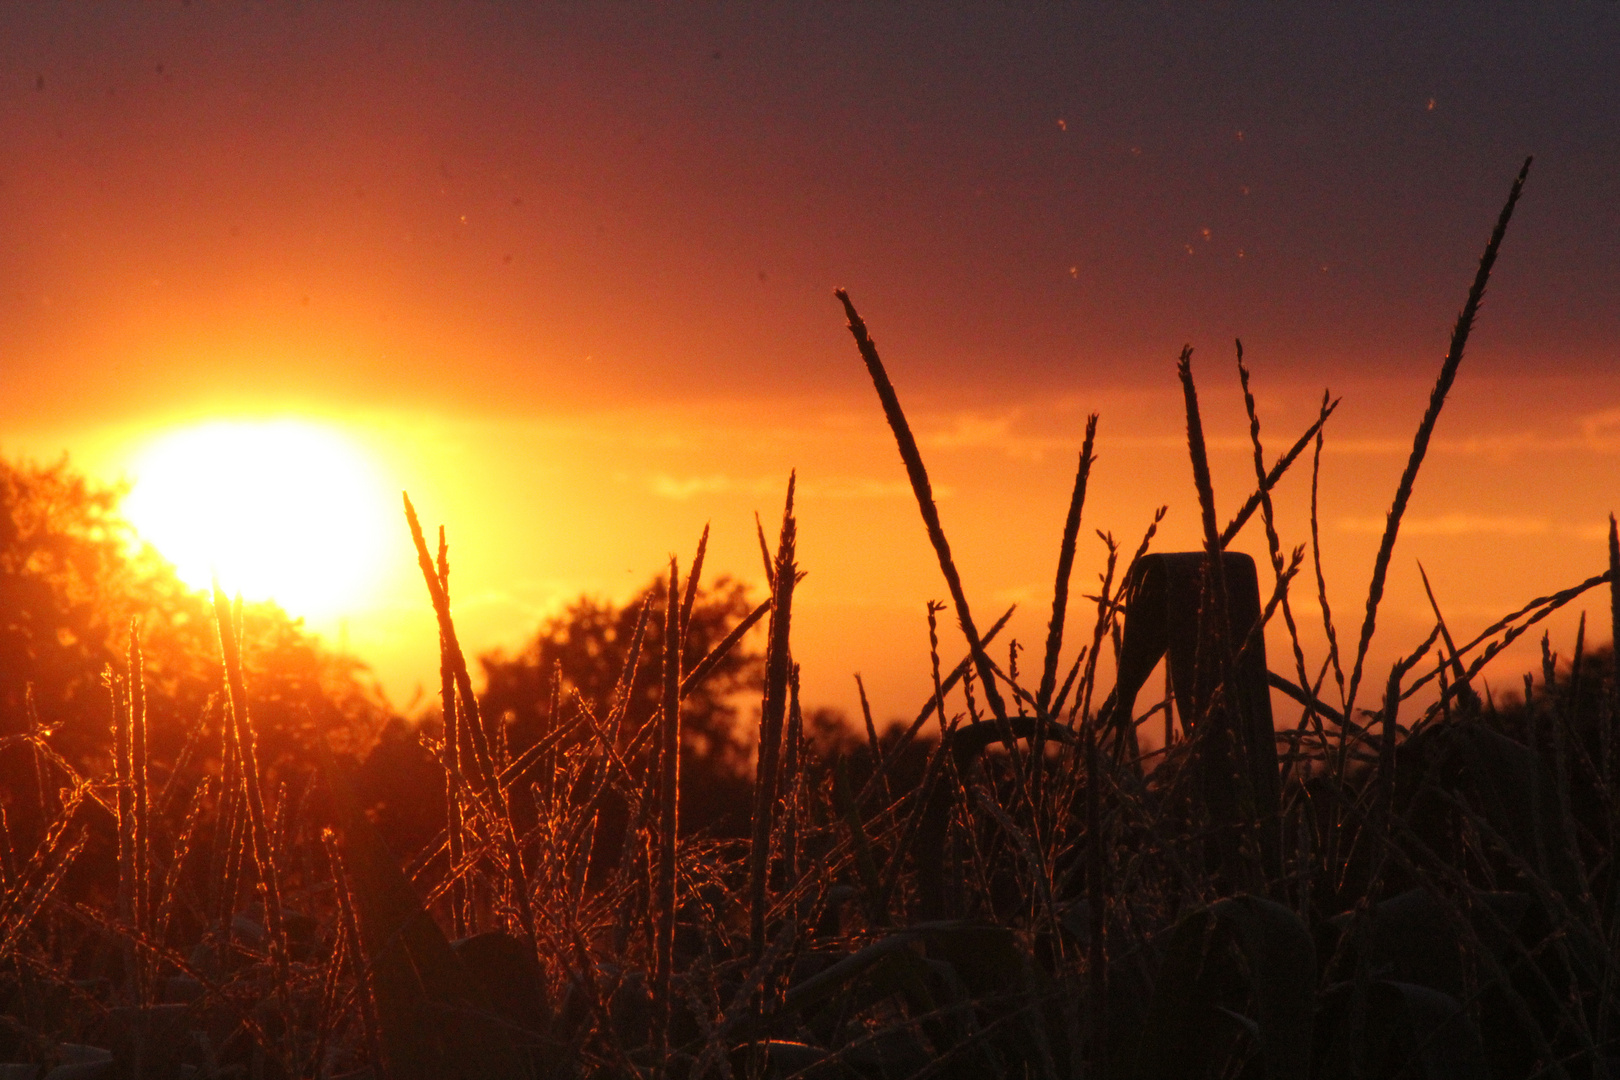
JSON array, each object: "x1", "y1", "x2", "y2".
[{"x1": 3, "y1": 156, "x2": 1619, "y2": 1080}]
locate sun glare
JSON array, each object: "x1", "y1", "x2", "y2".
[{"x1": 122, "y1": 420, "x2": 396, "y2": 623}]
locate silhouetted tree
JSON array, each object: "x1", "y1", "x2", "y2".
[
  {"x1": 0, "y1": 456, "x2": 390, "y2": 839},
  {"x1": 480, "y1": 574, "x2": 764, "y2": 777},
  {"x1": 478, "y1": 574, "x2": 764, "y2": 836}
]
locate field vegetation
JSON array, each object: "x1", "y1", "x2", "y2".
[{"x1": 1, "y1": 158, "x2": 1618, "y2": 1079}]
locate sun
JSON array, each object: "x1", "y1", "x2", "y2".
[{"x1": 122, "y1": 419, "x2": 397, "y2": 623}]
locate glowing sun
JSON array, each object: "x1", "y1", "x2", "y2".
[{"x1": 122, "y1": 420, "x2": 396, "y2": 622}]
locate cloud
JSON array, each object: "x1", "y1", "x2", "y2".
[
  {"x1": 652, "y1": 474, "x2": 750, "y2": 500},
  {"x1": 811, "y1": 478, "x2": 927, "y2": 499},
  {"x1": 1561, "y1": 521, "x2": 1616, "y2": 542},
  {"x1": 1580, "y1": 408, "x2": 1620, "y2": 451},
  {"x1": 650, "y1": 473, "x2": 930, "y2": 501},
  {"x1": 917, "y1": 410, "x2": 1082, "y2": 462},
  {"x1": 1321, "y1": 434, "x2": 1553, "y2": 460},
  {"x1": 1316, "y1": 408, "x2": 1620, "y2": 460},
  {"x1": 1333, "y1": 514, "x2": 1607, "y2": 539},
  {"x1": 907, "y1": 406, "x2": 1620, "y2": 467}
]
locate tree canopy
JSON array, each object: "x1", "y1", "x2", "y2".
[
  {"x1": 479, "y1": 573, "x2": 765, "y2": 778},
  {"x1": 0, "y1": 455, "x2": 390, "y2": 799}
]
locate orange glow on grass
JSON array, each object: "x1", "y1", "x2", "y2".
[{"x1": 122, "y1": 420, "x2": 395, "y2": 622}]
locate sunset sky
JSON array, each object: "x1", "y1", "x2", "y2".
[{"x1": 3, "y1": 4, "x2": 1617, "y2": 723}]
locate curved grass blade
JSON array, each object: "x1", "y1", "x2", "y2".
[
  {"x1": 1345, "y1": 158, "x2": 1532, "y2": 716},
  {"x1": 836, "y1": 288, "x2": 1009, "y2": 727}
]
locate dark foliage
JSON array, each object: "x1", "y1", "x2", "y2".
[
  {"x1": 481, "y1": 575, "x2": 761, "y2": 771},
  {"x1": 0, "y1": 457, "x2": 389, "y2": 777},
  {"x1": 479, "y1": 574, "x2": 764, "y2": 835},
  {"x1": 3, "y1": 160, "x2": 1618, "y2": 1080}
]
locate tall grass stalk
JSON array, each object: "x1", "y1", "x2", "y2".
[
  {"x1": 405, "y1": 496, "x2": 496, "y2": 795},
  {"x1": 111, "y1": 652, "x2": 135, "y2": 984},
  {"x1": 1034, "y1": 415, "x2": 1098, "y2": 812},
  {"x1": 436, "y1": 526, "x2": 470, "y2": 938},
  {"x1": 212, "y1": 588, "x2": 286, "y2": 971},
  {"x1": 653, "y1": 558, "x2": 681, "y2": 1061},
  {"x1": 1220, "y1": 396, "x2": 1340, "y2": 549},
  {"x1": 1178, "y1": 348, "x2": 1274, "y2": 887},
  {"x1": 680, "y1": 524, "x2": 709, "y2": 648},
  {"x1": 837, "y1": 288, "x2": 1011, "y2": 729},
  {"x1": 115, "y1": 625, "x2": 152, "y2": 1003},
  {"x1": 1238, "y1": 349, "x2": 1332, "y2": 789},
  {"x1": 783, "y1": 663, "x2": 804, "y2": 904},
  {"x1": 1417, "y1": 562, "x2": 1475, "y2": 710},
  {"x1": 1610, "y1": 513, "x2": 1619, "y2": 714},
  {"x1": 856, "y1": 605, "x2": 1016, "y2": 807},
  {"x1": 1307, "y1": 390, "x2": 1348, "y2": 717},
  {"x1": 404, "y1": 493, "x2": 536, "y2": 942},
  {"x1": 750, "y1": 473, "x2": 797, "y2": 960},
  {"x1": 1176, "y1": 347, "x2": 1234, "y2": 699},
  {"x1": 1038, "y1": 414, "x2": 1099, "y2": 717},
  {"x1": 322, "y1": 828, "x2": 384, "y2": 1078},
  {"x1": 1236, "y1": 348, "x2": 1313, "y2": 700},
  {"x1": 7, "y1": 158, "x2": 1617, "y2": 1080},
  {"x1": 1344, "y1": 157, "x2": 1532, "y2": 717},
  {"x1": 1075, "y1": 533, "x2": 1118, "y2": 736}
]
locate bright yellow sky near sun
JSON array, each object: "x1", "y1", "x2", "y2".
[
  {"x1": 3, "y1": 6, "x2": 1617, "y2": 728},
  {"x1": 120, "y1": 419, "x2": 397, "y2": 623},
  {"x1": 29, "y1": 361, "x2": 1618, "y2": 726}
]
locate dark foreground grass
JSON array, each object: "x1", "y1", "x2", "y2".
[{"x1": 3, "y1": 157, "x2": 1619, "y2": 1080}]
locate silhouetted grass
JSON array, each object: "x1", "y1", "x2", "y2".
[{"x1": 0, "y1": 156, "x2": 1616, "y2": 1080}]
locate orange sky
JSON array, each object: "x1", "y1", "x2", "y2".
[{"x1": 2, "y1": 5, "x2": 1617, "y2": 725}]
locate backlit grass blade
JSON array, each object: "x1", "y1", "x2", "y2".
[
  {"x1": 1178, "y1": 350, "x2": 1272, "y2": 883},
  {"x1": 1417, "y1": 561, "x2": 1477, "y2": 713},
  {"x1": 681, "y1": 597, "x2": 769, "y2": 699},
  {"x1": 1609, "y1": 514, "x2": 1619, "y2": 713},
  {"x1": 404, "y1": 494, "x2": 536, "y2": 941},
  {"x1": 837, "y1": 288, "x2": 1010, "y2": 727},
  {"x1": 1038, "y1": 414, "x2": 1099, "y2": 716},
  {"x1": 653, "y1": 558, "x2": 681, "y2": 1053},
  {"x1": 436, "y1": 526, "x2": 469, "y2": 939},
  {"x1": 680, "y1": 522, "x2": 709, "y2": 650},
  {"x1": 1237, "y1": 349, "x2": 1330, "y2": 790},
  {"x1": 750, "y1": 472, "x2": 797, "y2": 960},
  {"x1": 1304, "y1": 391, "x2": 1350, "y2": 723},
  {"x1": 1220, "y1": 396, "x2": 1339, "y2": 549},
  {"x1": 1345, "y1": 158, "x2": 1532, "y2": 716},
  {"x1": 404, "y1": 494, "x2": 496, "y2": 797},
  {"x1": 857, "y1": 605, "x2": 1016, "y2": 806},
  {"x1": 212, "y1": 587, "x2": 286, "y2": 971},
  {"x1": 1400, "y1": 569, "x2": 1614, "y2": 708}
]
